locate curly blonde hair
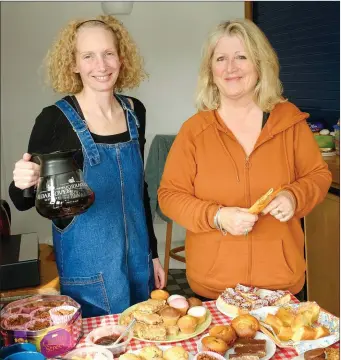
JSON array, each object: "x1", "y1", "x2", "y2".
[
  {"x1": 195, "y1": 19, "x2": 286, "y2": 112},
  {"x1": 45, "y1": 15, "x2": 147, "y2": 94}
]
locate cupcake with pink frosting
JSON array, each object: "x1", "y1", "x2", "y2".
[{"x1": 168, "y1": 298, "x2": 189, "y2": 316}]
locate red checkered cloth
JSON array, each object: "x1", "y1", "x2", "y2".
[{"x1": 81, "y1": 300, "x2": 339, "y2": 359}]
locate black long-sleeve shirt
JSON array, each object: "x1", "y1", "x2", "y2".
[{"x1": 9, "y1": 95, "x2": 158, "y2": 258}]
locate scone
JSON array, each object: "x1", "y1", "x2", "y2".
[
  {"x1": 139, "y1": 345, "x2": 163, "y2": 360},
  {"x1": 135, "y1": 323, "x2": 167, "y2": 341},
  {"x1": 133, "y1": 310, "x2": 163, "y2": 325},
  {"x1": 166, "y1": 325, "x2": 180, "y2": 336},
  {"x1": 136, "y1": 299, "x2": 167, "y2": 314},
  {"x1": 120, "y1": 354, "x2": 142, "y2": 360},
  {"x1": 163, "y1": 346, "x2": 189, "y2": 360}
]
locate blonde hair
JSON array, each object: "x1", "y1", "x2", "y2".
[
  {"x1": 45, "y1": 15, "x2": 147, "y2": 94},
  {"x1": 195, "y1": 19, "x2": 286, "y2": 112}
]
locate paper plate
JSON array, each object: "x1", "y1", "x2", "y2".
[
  {"x1": 118, "y1": 304, "x2": 212, "y2": 343},
  {"x1": 197, "y1": 332, "x2": 276, "y2": 360}
]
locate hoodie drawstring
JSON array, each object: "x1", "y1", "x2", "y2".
[
  {"x1": 283, "y1": 131, "x2": 291, "y2": 184},
  {"x1": 214, "y1": 126, "x2": 240, "y2": 182}
]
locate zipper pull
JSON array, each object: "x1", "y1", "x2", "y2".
[{"x1": 245, "y1": 156, "x2": 250, "y2": 169}]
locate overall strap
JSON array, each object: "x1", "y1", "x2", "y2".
[
  {"x1": 55, "y1": 99, "x2": 101, "y2": 166},
  {"x1": 115, "y1": 94, "x2": 140, "y2": 141}
]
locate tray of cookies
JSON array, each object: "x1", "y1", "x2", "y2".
[
  {"x1": 249, "y1": 301, "x2": 339, "y2": 354},
  {"x1": 216, "y1": 284, "x2": 292, "y2": 319},
  {"x1": 0, "y1": 294, "x2": 82, "y2": 358},
  {"x1": 119, "y1": 290, "x2": 212, "y2": 343}
]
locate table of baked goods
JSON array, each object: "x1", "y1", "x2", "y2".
[{"x1": 79, "y1": 299, "x2": 339, "y2": 360}]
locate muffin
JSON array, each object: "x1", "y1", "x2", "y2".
[
  {"x1": 231, "y1": 314, "x2": 260, "y2": 339},
  {"x1": 169, "y1": 298, "x2": 189, "y2": 316},
  {"x1": 49, "y1": 305, "x2": 77, "y2": 325},
  {"x1": 159, "y1": 306, "x2": 181, "y2": 326},
  {"x1": 139, "y1": 345, "x2": 163, "y2": 360},
  {"x1": 187, "y1": 297, "x2": 203, "y2": 308},
  {"x1": 167, "y1": 295, "x2": 186, "y2": 304},
  {"x1": 163, "y1": 346, "x2": 189, "y2": 360},
  {"x1": 151, "y1": 289, "x2": 170, "y2": 301},
  {"x1": 201, "y1": 336, "x2": 229, "y2": 356},
  {"x1": 209, "y1": 325, "x2": 237, "y2": 347},
  {"x1": 177, "y1": 315, "x2": 198, "y2": 334},
  {"x1": 187, "y1": 306, "x2": 206, "y2": 325}
]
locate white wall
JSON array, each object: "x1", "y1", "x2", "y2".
[{"x1": 1, "y1": 2, "x2": 244, "y2": 252}]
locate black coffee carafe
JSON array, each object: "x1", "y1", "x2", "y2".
[{"x1": 24, "y1": 150, "x2": 95, "y2": 219}]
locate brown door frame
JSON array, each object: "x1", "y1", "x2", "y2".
[{"x1": 245, "y1": 1, "x2": 253, "y2": 20}]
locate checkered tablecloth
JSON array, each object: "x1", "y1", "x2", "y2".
[{"x1": 80, "y1": 299, "x2": 340, "y2": 360}]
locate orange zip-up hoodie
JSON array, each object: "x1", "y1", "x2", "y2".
[{"x1": 158, "y1": 101, "x2": 332, "y2": 298}]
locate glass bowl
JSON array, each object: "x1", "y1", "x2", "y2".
[{"x1": 85, "y1": 324, "x2": 133, "y2": 356}]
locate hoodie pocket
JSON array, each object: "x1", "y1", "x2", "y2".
[
  {"x1": 251, "y1": 238, "x2": 296, "y2": 287},
  {"x1": 206, "y1": 239, "x2": 249, "y2": 284}
]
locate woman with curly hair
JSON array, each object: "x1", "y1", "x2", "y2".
[{"x1": 9, "y1": 16, "x2": 165, "y2": 317}]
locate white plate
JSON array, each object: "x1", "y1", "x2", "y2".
[
  {"x1": 129, "y1": 345, "x2": 194, "y2": 360},
  {"x1": 197, "y1": 332, "x2": 276, "y2": 360}
]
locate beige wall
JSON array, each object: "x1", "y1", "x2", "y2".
[{"x1": 1, "y1": 1, "x2": 244, "y2": 248}]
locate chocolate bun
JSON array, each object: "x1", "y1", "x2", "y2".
[{"x1": 231, "y1": 314, "x2": 260, "y2": 339}]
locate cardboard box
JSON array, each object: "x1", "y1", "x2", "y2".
[{"x1": 0, "y1": 233, "x2": 40, "y2": 290}]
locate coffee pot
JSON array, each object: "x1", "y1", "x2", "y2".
[{"x1": 24, "y1": 150, "x2": 95, "y2": 219}]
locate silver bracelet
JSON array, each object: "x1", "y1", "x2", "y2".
[{"x1": 214, "y1": 207, "x2": 227, "y2": 236}]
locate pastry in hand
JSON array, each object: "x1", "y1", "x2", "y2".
[
  {"x1": 248, "y1": 187, "x2": 282, "y2": 215},
  {"x1": 231, "y1": 314, "x2": 260, "y2": 338}
]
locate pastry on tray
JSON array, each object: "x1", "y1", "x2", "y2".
[{"x1": 136, "y1": 299, "x2": 167, "y2": 314}]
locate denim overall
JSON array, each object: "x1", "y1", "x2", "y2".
[{"x1": 52, "y1": 95, "x2": 154, "y2": 318}]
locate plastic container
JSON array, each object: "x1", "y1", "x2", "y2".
[
  {"x1": 63, "y1": 346, "x2": 113, "y2": 359},
  {"x1": 85, "y1": 325, "x2": 133, "y2": 356},
  {"x1": 0, "y1": 295, "x2": 82, "y2": 359},
  {"x1": 333, "y1": 124, "x2": 340, "y2": 155},
  {"x1": 0, "y1": 343, "x2": 37, "y2": 359},
  {"x1": 4, "y1": 352, "x2": 46, "y2": 360}
]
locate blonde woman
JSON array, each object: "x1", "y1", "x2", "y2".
[
  {"x1": 10, "y1": 16, "x2": 165, "y2": 317},
  {"x1": 158, "y1": 19, "x2": 331, "y2": 300}
]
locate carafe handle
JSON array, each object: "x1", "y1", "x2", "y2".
[{"x1": 23, "y1": 155, "x2": 40, "y2": 198}]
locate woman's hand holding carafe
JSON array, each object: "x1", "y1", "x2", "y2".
[{"x1": 13, "y1": 153, "x2": 40, "y2": 190}]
